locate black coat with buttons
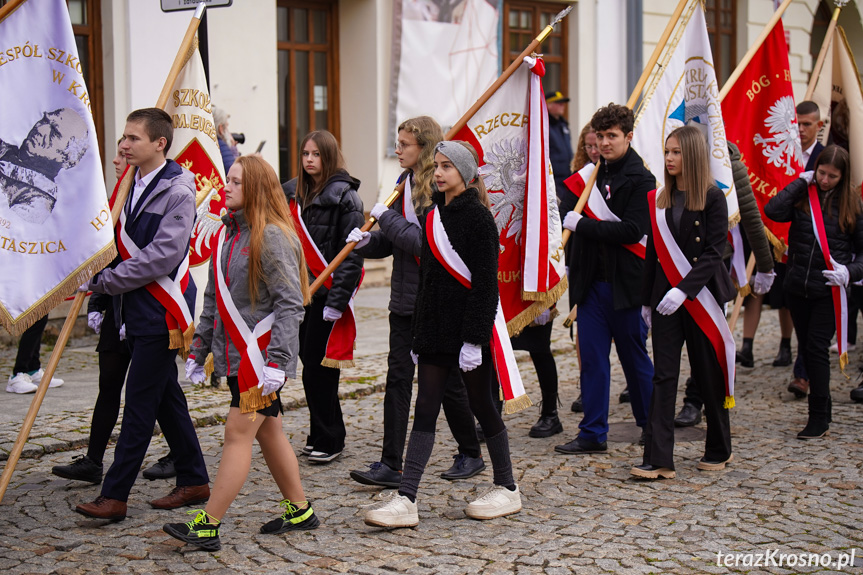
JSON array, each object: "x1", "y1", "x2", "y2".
[{"x1": 642, "y1": 186, "x2": 737, "y2": 307}]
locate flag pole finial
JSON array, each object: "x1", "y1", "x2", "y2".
[
  {"x1": 536, "y1": 5, "x2": 572, "y2": 43},
  {"x1": 194, "y1": 2, "x2": 207, "y2": 20}
]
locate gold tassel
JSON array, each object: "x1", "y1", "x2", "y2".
[
  {"x1": 762, "y1": 226, "x2": 789, "y2": 263},
  {"x1": 321, "y1": 357, "x2": 355, "y2": 369},
  {"x1": 723, "y1": 395, "x2": 736, "y2": 409},
  {"x1": 203, "y1": 353, "x2": 214, "y2": 380},
  {"x1": 840, "y1": 351, "x2": 850, "y2": 379},
  {"x1": 727, "y1": 211, "x2": 741, "y2": 228},
  {"x1": 239, "y1": 386, "x2": 275, "y2": 414},
  {"x1": 503, "y1": 393, "x2": 533, "y2": 414},
  {"x1": 735, "y1": 282, "x2": 752, "y2": 298},
  {"x1": 168, "y1": 328, "x2": 183, "y2": 350},
  {"x1": 509, "y1": 277, "x2": 569, "y2": 337}
]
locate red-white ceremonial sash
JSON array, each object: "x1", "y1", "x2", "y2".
[
  {"x1": 649, "y1": 189, "x2": 736, "y2": 408},
  {"x1": 402, "y1": 176, "x2": 421, "y2": 266},
  {"x1": 426, "y1": 207, "x2": 531, "y2": 413},
  {"x1": 289, "y1": 198, "x2": 362, "y2": 368},
  {"x1": 728, "y1": 225, "x2": 748, "y2": 295},
  {"x1": 116, "y1": 208, "x2": 194, "y2": 354},
  {"x1": 565, "y1": 163, "x2": 647, "y2": 258},
  {"x1": 808, "y1": 185, "x2": 849, "y2": 372},
  {"x1": 214, "y1": 227, "x2": 277, "y2": 413}
]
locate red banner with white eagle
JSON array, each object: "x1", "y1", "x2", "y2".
[
  {"x1": 452, "y1": 56, "x2": 567, "y2": 335},
  {"x1": 722, "y1": 19, "x2": 803, "y2": 258},
  {"x1": 162, "y1": 35, "x2": 226, "y2": 268}
]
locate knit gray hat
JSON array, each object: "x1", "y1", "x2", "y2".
[{"x1": 434, "y1": 141, "x2": 478, "y2": 187}]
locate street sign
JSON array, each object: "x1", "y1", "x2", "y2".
[{"x1": 161, "y1": 0, "x2": 232, "y2": 12}]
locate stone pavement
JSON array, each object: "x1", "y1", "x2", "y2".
[{"x1": 0, "y1": 286, "x2": 861, "y2": 574}]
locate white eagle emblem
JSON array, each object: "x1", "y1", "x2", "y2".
[
  {"x1": 481, "y1": 136, "x2": 527, "y2": 248},
  {"x1": 182, "y1": 160, "x2": 226, "y2": 263},
  {"x1": 753, "y1": 96, "x2": 803, "y2": 176}
]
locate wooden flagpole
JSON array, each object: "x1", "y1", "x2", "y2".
[
  {"x1": 718, "y1": 0, "x2": 797, "y2": 334},
  {"x1": 0, "y1": 0, "x2": 27, "y2": 22},
  {"x1": 561, "y1": 0, "x2": 689, "y2": 328},
  {"x1": 308, "y1": 5, "x2": 574, "y2": 296},
  {"x1": 0, "y1": 3, "x2": 207, "y2": 505},
  {"x1": 805, "y1": 0, "x2": 846, "y2": 101}
]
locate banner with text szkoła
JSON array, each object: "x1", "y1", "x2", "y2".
[
  {"x1": 0, "y1": 0, "x2": 116, "y2": 335},
  {"x1": 163, "y1": 36, "x2": 226, "y2": 268}
]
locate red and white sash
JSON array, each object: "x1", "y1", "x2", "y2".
[
  {"x1": 402, "y1": 176, "x2": 421, "y2": 266},
  {"x1": 214, "y1": 226, "x2": 277, "y2": 413},
  {"x1": 808, "y1": 185, "x2": 849, "y2": 372},
  {"x1": 426, "y1": 207, "x2": 531, "y2": 414},
  {"x1": 116, "y1": 208, "x2": 194, "y2": 354},
  {"x1": 289, "y1": 198, "x2": 362, "y2": 368},
  {"x1": 649, "y1": 189, "x2": 736, "y2": 408},
  {"x1": 564, "y1": 163, "x2": 647, "y2": 258}
]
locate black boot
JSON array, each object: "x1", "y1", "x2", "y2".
[
  {"x1": 571, "y1": 393, "x2": 583, "y2": 413},
  {"x1": 772, "y1": 342, "x2": 792, "y2": 367},
  {"x1": 529, "y1": 410, "x2": 563, "y2": 438},
  {"x1": 797, "y1": 396, "x2": 830, "y2": 439},
  {"x1": 736, "y1": 338, "x2": 754, "y2": 368},
  {"x1": 851, "y1": 383, "x2": 863, "y2": 403}
]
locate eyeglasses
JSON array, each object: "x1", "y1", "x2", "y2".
[
  {"x1": 584, "y1": 144, "x2": 599, "y2": 151},
  {"x1": 394, "y1": 141, "x2": 419, "y2": 152}
]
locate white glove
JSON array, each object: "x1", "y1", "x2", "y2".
[
  {"x1": 641, "y1": 306, "x2": 652, "y2": 330},
  {"x1": 87, "y1": 311, "x2": 103, "y2": 334},
  {"x1": 657, "y1": 287, "x2": 687, "y2": 316},
  {"x1": 459, "y1": 342, "x2": 483, "y2": 372},
  {"x1": 78, "y1": 281, "x2": 90, "y2": 293},
  {"x1": 800, "y1": 170, "x2": 814, "y2": 184},
  {"x1": 185, "y1": 358, "x2": 206, "y2": 384},
  {"x1": 346, "y1": 227, "x2": 371, "y2": 249},
  {"x1": 563, "y1": 211, "x2": 583, "y2": 232},
  {"x1": 370, "y1": 203, "x2": 388, "y2": 220},
  {"x1": 751, "y1": 270, "x2": 776, "y2": 295},
  {"x1": 119, "y1": 323, "x2": 126, "y2": 341},
  {"x1": 823, "y1": 258, "x2": 850, "y2": 287},
  {"x1": 323, "y1": 306, "x2": 343, "y2": 322},
  {"x1": 410, "y1": 350, "x2": 418, "y2": 365},
  {"x1": 259, "y1": 365, "x2": 286, "y2": 396},
  {"x1": 533, "y1": 309, "x2": 551, "y2": 326}
]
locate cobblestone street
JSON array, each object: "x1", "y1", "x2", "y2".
[{"x1": 0, "y1": 288, "x2": 861, "y2": 574}]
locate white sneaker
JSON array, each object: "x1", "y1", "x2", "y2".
[
  {"x1": 363, "y1": 492, "x2": 418, "y2": 528},
  {"x1": 465, "y1": 485, "x2": 522, "y2": 520},
  {"x1": 6, "y1": 373, "x2": 37, "y2": 394},
  {"x1": 32, "y1": 368, "x2": 64, "y2": 388}
]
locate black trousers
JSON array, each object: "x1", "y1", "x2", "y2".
[
  {"x1": 787, "y1": 293, "x2": 835, "y2": 413},
  {"x1": 299, "y1": 297, "x2": 346, "y2": 454},
  {"x1": 101, "y1": 334, "x2": 208, "y2": 501},
  {"x1": 510, "y1": 322, "x2": 559, "y2": 414},
  {"x1": 380, "y1": 313, "x2": 480, "y2": 471},
  {"x1": 87, "y1": 350, "x2": 131, "y2": 465},
  {"x1": 644, "y1": 307, "x2": 732, "y2": 469},
  {"x1": 12, "y1": 314, "x2": 49, "y2": 375}
]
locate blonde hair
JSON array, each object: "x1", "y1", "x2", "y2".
[
  {"x1": 398, "y1": 116, "x2": 444, "y2": 213},
  {"x1": 658, "y1": 125, "x2": 711, "y2": 212}
]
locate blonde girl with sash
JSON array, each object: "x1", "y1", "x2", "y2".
[
  {"x1": 164, "y1": 155, "x2": 319, "y2": 551},
  {"x1": 633, "y1": 125, "x2": 737, "y2": 480},
  {"x1": 765, "y1": 145, "x2": 863, "y2": 439},
  {"x1": 364, "y1": 141, "x2": 521, "y2": 528}
]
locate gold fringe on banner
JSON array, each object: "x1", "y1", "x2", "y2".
[
  {"x1": 321, "y1": 357, "x2": 355, "y2": 369},
  {"x1": 0, "y1": 241, "x2": 117, "y2": 337},
  {"x1": 509, "y1": 276, "x2": 569, "y2": 336},
  {"x1": 203, "y1": 352, "x2": 214, "y2": 380},
  {"x1": 728, "y1": 211, "x2": 741, "y2": 228},
  {"x1": 503, "y1": 393, "x2": 533, "y2": 414}
]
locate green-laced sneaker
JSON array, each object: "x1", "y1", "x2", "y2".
[
  {"x1": 260, "y1": 500, "x2": 320, "y2": 534},
  {"x1": 163, "y1": 509, "x2": 221, "y2": 551}
]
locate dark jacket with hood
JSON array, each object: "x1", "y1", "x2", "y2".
[
  {"x1": 412, "y1": 188, "x2": 499, "y2": 355},
  {"x1": 282, "y1": 170, "x2": 364, "y2": 311},
  {"x1": 765, "y1": 177, "x2": 863, "y2": 299}
]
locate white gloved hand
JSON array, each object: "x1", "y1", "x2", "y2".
[
  {"x1": 533, "y1": 309, "x2": 551, "y2": 326},
  {"x1": 87, "y1": 311, "x2": 103, "y2": 334},
  {"x1": 459, "y1": 342, "x2": 483, "y2": 372},
  {"x1": 800, "y1": 170, "x2": 815, "y2": 184},
  {"x1": 410, "y1": 350, "x2": 418, "y2": 365},
  {"x1": 370, "y1": 203, "x2": 388, "y2": 220},
  {"x1": 656, "y1": 287, "x2": 687, "y2": 316},
  {"x1": 563, "y1": 211, "x2": 583, "y2": 232},
  {"x1": 119, "y1": 323, "x2": 126, "y2": 341},
  {"x1": 823, "y1": 258, "x2": 850, "y2": 287},
  {"x1": 259, "y1": 366, "x2": 286, "y2": 396},
  {"x1": 185, "y1": 358, "x2": 206, "y2": 384},
  {"x1": 323, "y1": 306, "x2": 343, "y2": 322},
  {"x1": 641, "y1": 305, "x2": 652, "y2": 330},
  {"x1": 78, "y1": 281, "x2": 90, "y2": 293},
  {"x1": 346, "y1": 227, "x2": 371, "y2": 249},
  {"x1": 751, "y1": 270, "x2": 776, "y2": 295}
]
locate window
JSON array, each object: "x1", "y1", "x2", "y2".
[
  {"x1": 704, "y1": 0, "x2": 736, "y2": 85},
  {"x1": 503, "y1": 1, "x2": 567, "y2": 97},
  {"x1": 277, "y1": 0, "x2": 340, "y2": 181}
]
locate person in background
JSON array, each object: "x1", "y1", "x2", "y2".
[
  {"x1": 212, "y1": 105, "x2": 239, "y2": 173},
  {"x1": 547, "y1": 91, "x2": 574, "y2": 204}
]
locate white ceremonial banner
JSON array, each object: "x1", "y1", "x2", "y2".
[{"x1": 0, "y1": 0, "x2": 116, "y2": 334}]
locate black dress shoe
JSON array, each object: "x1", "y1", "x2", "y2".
[
  {"x1": 349, "y1": 461, "x2": 402, "y2": 488},
  {"x1": 850, "y1": 384, "x2": 863, "y2": 403},
  {"x1": 772, "y1": 346, "x2": 792, "y2": 367},
  {"x1": 142, "y1": 454, "x2": 176, "y2": 480},
  {"x1": 674, "y1": 403, "x2": 702, "y2": 427},
  {"x1": 571, "y1": 394, "x2": 583, "y2": 413},
  {"x1": 440, "y1": 454, "x2": 486, "y2": 480},
  {"x1": 529, "y1": 412, "x2": 563, "y2": 438},
  {"x1": 736, "y1": 348, "x2": 754, "y2": 368},
  {"x1": 554, "y1": 437, "x2": 607, "y2": 454},
  {"x1": 52, "y1": 454, "x2": 102, "y2": 484},
  {"x1": 619, "y1": 389, "x2": 630, "y2": 403}
]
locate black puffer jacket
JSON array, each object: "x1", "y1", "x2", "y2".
[
  {"x1": 727, "y1": 143, "x2": 773, "y2": 273},
  {"x1": 282, "y1": 171, "x2": 364, "y2": 311},
  {"x1": 765, "y1": 177, "x2": 863, "y2": 299},
  {"x1": 412, "y1": 188, "x2": 499, "y2": 355},
  {"x1": 358, "y1": 174, "x2": 422, "y2": 317}
]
